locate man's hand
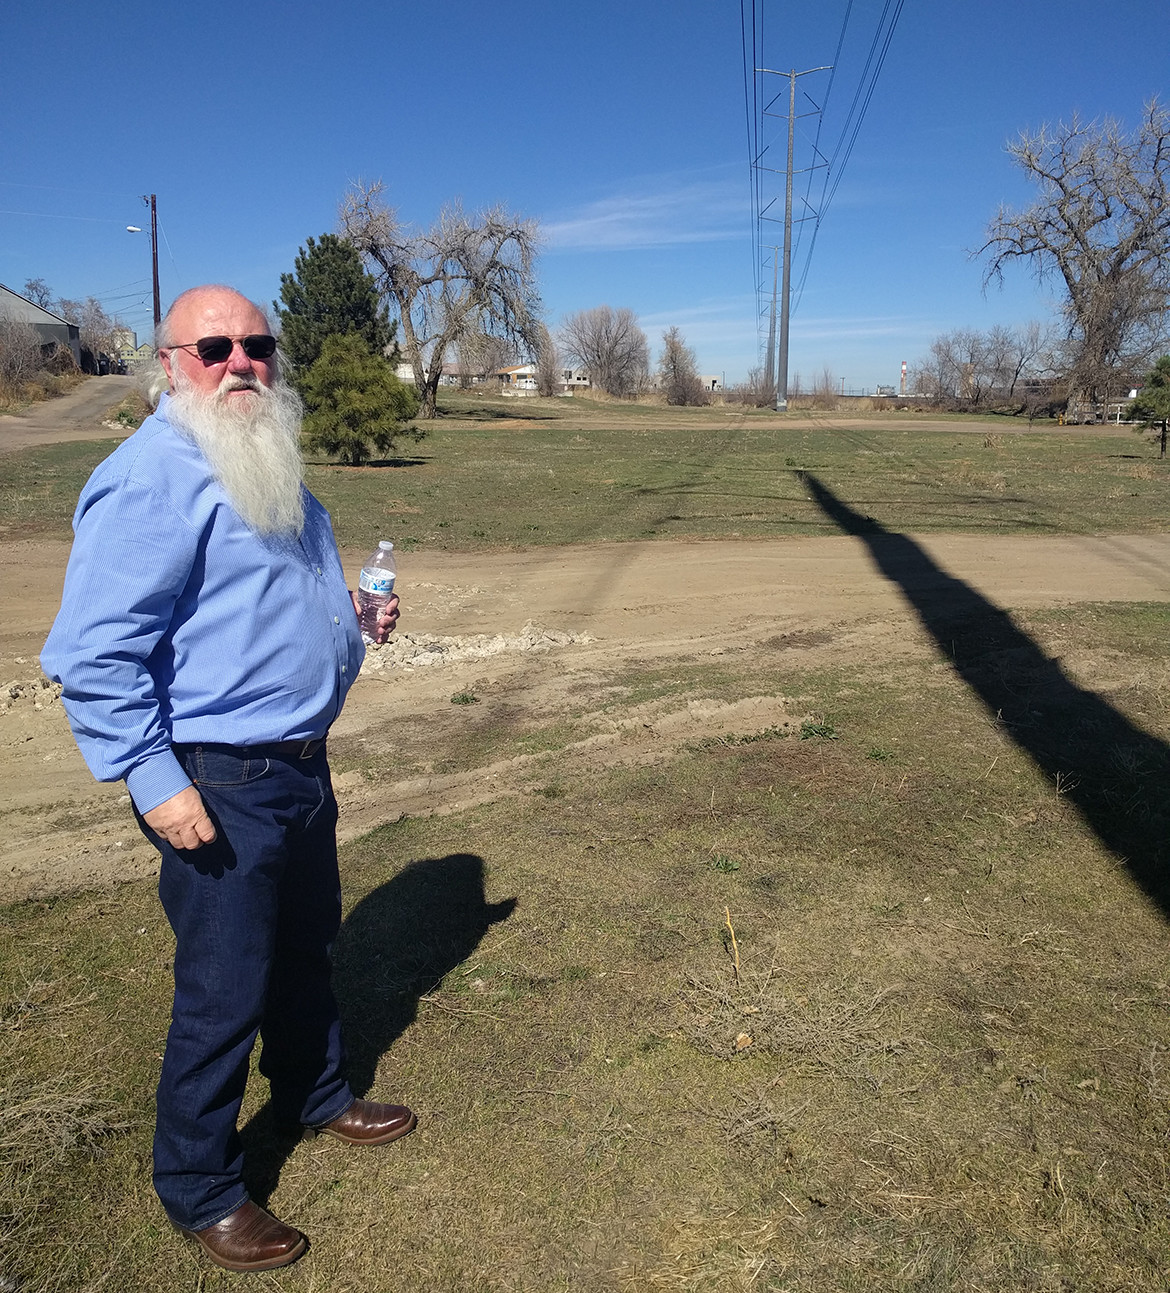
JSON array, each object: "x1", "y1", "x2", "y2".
[
  {"x1": 350, "y1": 591, "x2": 400, "y2": 644},
  {"x1": 143, "y1": 786, "x2": 217, "y2": 851}
]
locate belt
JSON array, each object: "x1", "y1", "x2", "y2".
[
  {"x1": 261, "y1": 738, "x2": 328, "y2": 759},
  {"x1": 174, "y1": 737, "x2": 328, "y2": 760}
]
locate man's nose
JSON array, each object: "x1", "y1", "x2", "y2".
[{"x1": 226, "y1": 341, "x2": 253, "y2": 372}]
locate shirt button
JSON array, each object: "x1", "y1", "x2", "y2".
[
  {"x1": 316, "y1": 566, "x2": 323, "y2": 575},
  {"x1": 333, "y1": 615, "x2": 340, "y2": 624},
  {"x1": 341, "y1": 665, "x2": 347, "y2": 673}
]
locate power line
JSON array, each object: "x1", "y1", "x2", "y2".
[
  {"x1": 0, "y1": 181, "x2": 144, "y2": 200},
  {"x1": 91, "y1": 278, "x2": 152, "y2": 296},
  {"x1": 746, "y1": 0, "x2": 905, "y2": 348},
  {"x1": 741, "y1": 0, "x2": 764, "y2": 358},
  {"x1": 791, "y1": 0, "x2": 854, "y2": 299},
  {"x1": 0, "y1": 209, "x2": 129, "y2": 224}
]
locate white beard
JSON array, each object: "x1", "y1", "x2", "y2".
[{"x1": 169, "y1": 370, "x2": 307, "y2": 537}]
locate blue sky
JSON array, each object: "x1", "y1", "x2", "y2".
[{"x1": 2, "y1": 0, "x2": 1167, "y2": 389}]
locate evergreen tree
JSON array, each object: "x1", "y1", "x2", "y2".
[
  {"x1": 275, "y1": 234, "x2": 392, "y2": 380},
  {"x1": 301, "y1": 333, "x2": 421, "y2": 467},
  {"x1": 1126, "y1": 354, "x2": 1170, "y2": 458}
]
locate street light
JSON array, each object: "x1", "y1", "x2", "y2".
[{"x1": 127, "y1": 195, "x2": 161, "y2": 330}]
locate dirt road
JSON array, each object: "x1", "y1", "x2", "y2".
[
  {"x1": 0, "y1": 375, "x2": 136, "y2": 451},
  {"x1": 4, "y1": 530, "x2": 1170, "y2": 903}
]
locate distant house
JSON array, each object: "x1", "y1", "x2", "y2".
[
  {"x1": 0, "y1": 282, "x2": 82, "y2": 367},
  {"x1": 559, "y1": 367, "x2": 591, "y2": 394},
  {"x1": 393, "y1": 360, "x2": 464, "y2": 387},
  {"x1": 129, "y1": 341, "x2": 155, "y2": 370},
  {"x1": 496, "y1": 363, "x2": 537, "y2": 392},
  {"x1": 699, "y1": 374, "x2": 722, "y2": 392},
  {"x1": 112, "y1": 326, "x2": 139, "y2": 371}
]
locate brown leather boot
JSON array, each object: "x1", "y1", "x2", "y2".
[
  {"x1": 178, "y1": 1200, "x2": 307, "y2": 1271},
  {"x1": 314, "y1": 1098, "x2": 417, "y2": 1146}
]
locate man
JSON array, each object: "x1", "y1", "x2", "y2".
[{"x1": 41, "y1": 285, "x2": 415, "y2": 1273}]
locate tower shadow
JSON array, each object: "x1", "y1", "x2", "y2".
[
  {"x1": 240, "y1": 851, "x2": 516, "y2": 1203},
  {"x1": 801, "y1": 472, "x2": 1170, "y2": 917}
]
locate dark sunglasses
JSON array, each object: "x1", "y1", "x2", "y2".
[{"x1": 166, "y1": 334, "x2": 277, "y2": 363}]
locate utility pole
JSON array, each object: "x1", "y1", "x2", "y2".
[
  {"x1": 148, "y1": 194, "x2": 160, "y2": 329},
  {"x1": 775, "y1": 70, "x2": 796, "y2": 412},
  {"x1": 764, "y1": 247, "x2": 779, "y2": 399},
  {"x1": 755, "y1": 65, "x2": 830, "y2": 412},
  {"x1": 127, "y1": 194, "x2": 162, "y2": 333}
]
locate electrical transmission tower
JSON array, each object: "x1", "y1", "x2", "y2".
[{"x1": 753, "y1": 65, "x2": 829, "y2": 411}]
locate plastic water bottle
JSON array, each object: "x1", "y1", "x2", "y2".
[{"x1": 357, "y1": 541, "x2": 397, "y2": 644}]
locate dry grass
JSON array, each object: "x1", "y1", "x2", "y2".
[
  {"x1": 680, "y1": 956, "x2": 909, "y2": 1077},
  {"x1": 0, "y1": 370, "x2": 86, "y2": 415},
  {"x1": 0, "y1": 1014, "x2": 131, "y2": 1292},
  {"x1": 3, "y1": 599, "x2": 1170, "y2": 1289},
  {"x1": 2, "y1": 398, "x2": 1170, "y2": 1287}
]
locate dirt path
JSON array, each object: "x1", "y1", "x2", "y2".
[
  {"x1": 0, "y1": 375, "x2": 136, "y2": 451},
  {"x1": 4, "y1": 531, "x2": 1170, "y2": 903}
]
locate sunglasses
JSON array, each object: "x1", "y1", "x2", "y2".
[{"x1": 166, "y1": 334, "x2": 277, "y2": 363}]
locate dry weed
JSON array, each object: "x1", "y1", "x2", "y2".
[
  {"x1": 694, "y1": 1082, "x2": 811, "y2": 1151},
  {"x1": 0, "y1": 1075, "x2": 128, "y2": 1168},
  {"x1": 617, "y1": 1212, "x2": 790, "y2": 1291},
  {"x1": 0, "y1": 1029, "x2": 131, "y2": 1286},
  {"x1": 679, "y1": 950, "x2": 912, "y2": 1084}
]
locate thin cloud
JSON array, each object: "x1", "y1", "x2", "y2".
[
  {"x1": 544, "y1": 181, "x2": 744, "y2": 252},
  {"x1": 638, "y1": 300, "x2": 920, "y2": 347}
]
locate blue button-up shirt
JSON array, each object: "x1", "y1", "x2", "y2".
[{"x1": 41, "y1": 394, "x2": 365, "y2": 815}]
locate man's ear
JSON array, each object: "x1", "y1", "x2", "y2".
[{"x1": 159, "y1": 349, "x2": 175, "y2": 387}]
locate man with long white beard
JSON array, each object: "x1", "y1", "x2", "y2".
[{"x1": 41, "y1": 285, "x2": 416, "y2": 1273}]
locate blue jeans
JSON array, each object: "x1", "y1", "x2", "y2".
[{"x1": 139, "y1": 744, "x2": 355, "y2": 1230}]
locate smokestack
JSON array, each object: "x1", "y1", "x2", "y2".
[{"x1": 900, "y1": 360, "x2": 907, "y2": 396}]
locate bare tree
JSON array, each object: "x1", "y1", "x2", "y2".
[
  {"x1": 339, "y1": 181, "x2": 541, "y2": 418},
  {"x1": 810, "y1": 367, "x2": 838, "y2": 407},
  {"x1": 724, "y1": 366, "x2": 773, "y2": 407},
  {"x1": 456, "y1": 331, "x2": 517, "y2": 387},
  {"x1": 22, "y1": 278, "x2": 54, "y2": 309},
  {"x1": 0, "y1": 319, "x2": 44, "y2": 384},
  {"x1": 953, "y1": 329, "x2": 991, "y2": 405},
  {"x1": 533, "y1": 322, "x2": 560, "y2": 397},
  {"x1": 657, "y1": 327, "x2": 706, "y2": 405},
  {"x1": 560, "y1": 305, "x2": 649, "y2": 398},
  {"x1": 990, "y1": 320, "x2": 1054, "y2": 401},
  {"x1": 913, "y1": 323, "x2": 1055, "y2": 410},
  {"x1": 980, "y1": 99, "x2": 1170, "y2": 402},
  {"x1": 57, "y1": 296, "x2": 119, "y2": 370}
]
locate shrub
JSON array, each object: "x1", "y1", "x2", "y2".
[{"x1": 301, "y1": 333, "x2": 423, "y2": 466}]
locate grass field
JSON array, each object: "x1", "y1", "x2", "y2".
[
  {"x1": 2, "y1": 395, "x2": 1169, "y2": 1290},
  {"x1": 0, "y1": 390, "x2": 1166, "y2": 547}
]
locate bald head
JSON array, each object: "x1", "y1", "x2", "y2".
[{"x1": 157, "y1": 286, "x2": 277, "y2": 400}]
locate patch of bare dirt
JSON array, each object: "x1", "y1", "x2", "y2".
[
  {"x1": 3, "y1": 533, "x2": 1169, "y2": 902},
  {"x1": 0, "y1": 375, "x2": 136, "y2": 452}
]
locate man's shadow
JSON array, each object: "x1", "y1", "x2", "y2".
[
  {"x1": 240, "y1": 852, "x2": 516, "y2": 1203},
  {"x1": 802, "y1": 473, "x2": 1170, "y2": 916}
]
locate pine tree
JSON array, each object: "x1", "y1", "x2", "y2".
[
  {"x1": 301, "y1": 333, "x2": 421, "y2": 467},
  {"x1": 275, "y1": 234, "x2": 392, "y2": 380},
  {"x1": 1126, "y1": 354, "x2": 1170, "y2": 458}
]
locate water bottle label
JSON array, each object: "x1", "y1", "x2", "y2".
[{"x1": 359, "y1": 569, "x2": 396, "y2": 595}]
